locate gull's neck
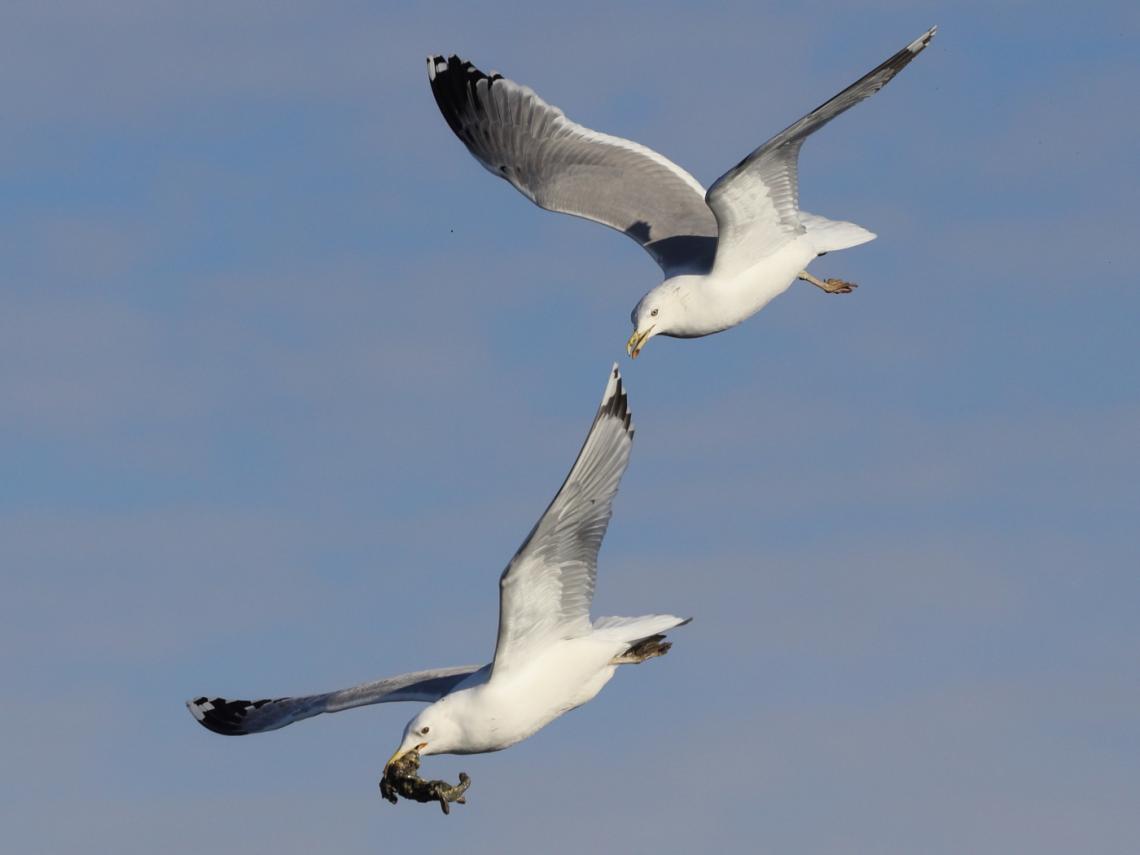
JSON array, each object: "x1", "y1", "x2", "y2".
[{"x1": 663, "y1": 272, "x2": 756, "y2": 336}]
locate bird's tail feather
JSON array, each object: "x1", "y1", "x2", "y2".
[
  {"x1": 801, "y1": 211, "x2": 876, "y2": 253},
  {"x1": 592, "y1": 614, "x2": 690, "y2": 644}
]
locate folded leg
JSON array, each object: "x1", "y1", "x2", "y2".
[{"x1": 799, "y1": 270, "x2": 858, "y2": 294}]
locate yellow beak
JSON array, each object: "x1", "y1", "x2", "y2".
[{"x1": 626, "y1": 325, "x2": 654, "y2": 359}]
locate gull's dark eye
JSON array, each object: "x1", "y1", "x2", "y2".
[
  {"x1": 650, "y1": 308, "x2": 659, "y2": 317},
  {"x1": 420, "y1": 726, "x2": 430, "y2": 735}
]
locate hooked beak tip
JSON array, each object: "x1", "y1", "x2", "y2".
[{"x1": 626, "y1": 326, "x2": 653, "y2": 359}]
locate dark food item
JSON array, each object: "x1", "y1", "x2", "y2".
[{"x1": 379, "y1": 750, "x2": 471, "y2": 815}]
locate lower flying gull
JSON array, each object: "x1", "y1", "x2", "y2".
[{"x1": 187, "y1": 365, "x2": 687, "y2": 811}]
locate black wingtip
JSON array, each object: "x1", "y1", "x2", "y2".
[
  {"x1": 187, "y1": 696, "x2": 276, "y2": 736},
  {"x1": 876, "y1": 26, "x2": 938, "y2": 84},
  {"x1": 599, "y1": 365, "x2": 633, "y2": 436},
  {"x1": 910, "y1": 25, "x2": 938, "y2": 53},
  {"x1": 426, "y1": 53, "x2": 505, "y2": 140}
]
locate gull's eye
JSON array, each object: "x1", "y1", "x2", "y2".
[
  {"x1": 650, "y1": 308, "x2": 659, "y2": 317},
  {"x1": 420, "y1": 726, "x2": 430, "y2": 735}
]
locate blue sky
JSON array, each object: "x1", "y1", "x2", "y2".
[{"x1": 2, "y1": 2, "x2": 1137, "y2": 852}]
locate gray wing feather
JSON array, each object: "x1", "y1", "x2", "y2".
[
  {"x1": 428, "y1": 55, "x2": 718, "y2": 276},
  {"x1": 491, "y1": 365, "x2": 634, "y2": 676},
  {"x1": 706, "y1": 26, "x2": 936, "y2": 274},
  {"x1": 187, "y1": 664, "x2": 487, "y2": 735}
]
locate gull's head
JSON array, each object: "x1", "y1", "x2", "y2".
[
  {"x1": 386, "y1": 704, "x2": 459, "y2": 771},
  {"x1": 628, "y1": 282, "x2": 688, "y2": 358}
]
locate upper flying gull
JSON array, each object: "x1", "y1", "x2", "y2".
[
  {"x1": 187, "y1": 365, "x2": 687, "y2": 791},
  {"x1": 427, "y1": 27, "x2": 936, "y2": 357}
]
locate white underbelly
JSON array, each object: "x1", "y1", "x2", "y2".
[
  {"x1": 463, "y1": 637, "x2": 620, "y2": 752},
  {"x1": 724, "y1": 240, "x2": 817, "y2": 323}
]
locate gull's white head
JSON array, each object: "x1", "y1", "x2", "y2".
[
  {"x1": 386, "y1": 702, "x2": 462, "y2": 769},
  {"x1": 627, "y1": 283, "x2": 684, "y2": 358}
]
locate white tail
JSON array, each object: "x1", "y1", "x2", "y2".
[
  {"x1": 801, "y1": 211, "x2": 876, "y2": 254},
  {"x1": 592, "y1": 614, "x2": 690, "y2": 644}
]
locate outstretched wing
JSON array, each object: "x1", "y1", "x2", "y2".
[
  {"x1": 492, "y1": 365, "x2": 635, "y2": 677},
  {"x1": 428, "y1": 55, "x2": 719, "y2": 276},
  {"x1": 187, "y1": 664, "x2": 487, "y2": 736},
  {"x1": 706, "y1": 26, "x2": 937, "y2": 275}
]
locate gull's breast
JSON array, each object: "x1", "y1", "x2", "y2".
[
  {"x1": 467, "y1": 638, "x2": 619, "y2": 750},
  {"x1": 701, "y1": 240, "x2": 819, "y2": 331}
]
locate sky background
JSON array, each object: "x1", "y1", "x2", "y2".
[{"x1": 3, "y1": 1, "x2": 1138, "y2": 852}]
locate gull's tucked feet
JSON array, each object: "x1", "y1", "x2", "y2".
[
  {"x1": 611, "y1": 634, "x2": 672, "y2": 665},
  {"x1": 799, "y1": 270, "x2": 859, "y2": 294},
  {"x1": 823, "y1": 278, "x2": 858, "y2": 294}
]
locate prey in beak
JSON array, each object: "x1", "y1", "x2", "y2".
[
  {"x1": 380, "y1": 742, "x2": 471, "y2": 815},
  {"x1": 385, "y1": 741, "x2": 428, "y2": 775},
  {"x1": 626, "y1": 325, "x2": 655, "y2": 359}
]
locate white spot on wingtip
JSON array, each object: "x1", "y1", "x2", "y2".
[
  {"x1": 187, "y1": 699, "x2": 210, "y2": 720},
  {"x1": 909, "y1": 25, "x2": 937, "y2": 53},
  {"x1": 601, "y1": 364, "x2": 623, "y2": 410}
]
